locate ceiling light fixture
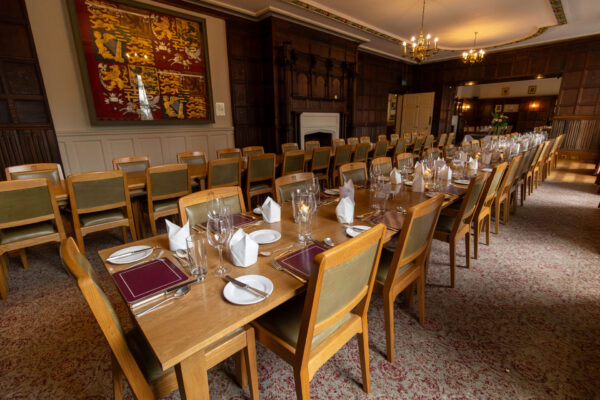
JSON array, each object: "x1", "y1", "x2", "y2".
[
  {"x1": 462, "y1": 32, "x2": 485, "y2": 64},
  {"x1": 403, "y1": 0, "x2": 438, "y2": 63}
]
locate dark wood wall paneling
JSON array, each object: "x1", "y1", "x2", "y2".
[
  {"x1": 0, "y1": 0, "x2": 61, "y2": 179},
  {"x1": 354, "y1": 51, "x2": 414, "y2": 140}
]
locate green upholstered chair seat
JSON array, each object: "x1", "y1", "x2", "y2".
[
  {"x1": 0, "y1": 221, "x2": 57, "y2": 245},
  {"x1": 153, "y1": 199, "x2": 178, "y2": 213},
  {"x1": 435, "y1": 214, "x2": 455, "y2": 233},
  {"x1": 375, "y1": 248, "x2": 415, "y2": 282},
  {"x1": 126, "y1": 327, "x2": 172, "y2": 382},
  {"x1": 249, "y1": 182, "x2": 271, "y2": 192},
  {"x1": 80, "y1": 209, "x2": 126, "y2": 227},
  {"x1": 256, "y1": 294, "x2": 351, "y2": 348}
]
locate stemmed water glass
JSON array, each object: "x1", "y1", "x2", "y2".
[{"x1": 206, "y1": 212, "x2": 233, "y2": 277}]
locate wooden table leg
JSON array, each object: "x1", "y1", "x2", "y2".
[{"x1": 175, "y1": 350, "x2": 210, "y2": 400}]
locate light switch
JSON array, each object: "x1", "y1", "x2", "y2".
[{"x1": 215, "y1": 102, "x2": 225, "y2": 116}]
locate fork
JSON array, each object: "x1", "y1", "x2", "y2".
[{"x1": 269, "y1": 259, "x2": 306, "y2": 283}]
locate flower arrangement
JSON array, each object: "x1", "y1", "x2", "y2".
[{"x1": 491, "y1": 112, "x2": 508, "y2": 134}]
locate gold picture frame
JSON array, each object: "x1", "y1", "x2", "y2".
[
  {"x1": 528, "y1": 85, "x2": 537, "y2": 95},
  {"x1": 501, "y1": 87, "x2": 510, "y2": 96}
]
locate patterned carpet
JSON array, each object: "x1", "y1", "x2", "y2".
[{"x1": 1, "y1": 162, "x2": 599, "y2": 399}]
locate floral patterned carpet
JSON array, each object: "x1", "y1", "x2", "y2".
[{"x1": 1, "y1": 162, "x2": 599, "y2": 399}]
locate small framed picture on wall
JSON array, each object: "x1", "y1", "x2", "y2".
[
  {"x1": 501, "y1": 87, "x2": 510, "y2": 96},
  {"x1": 528, "y1": 85, "x2": 537, "y2": 94},
  {"x1": 495, "y1": 104, "x2": 503, "y2": 113}
]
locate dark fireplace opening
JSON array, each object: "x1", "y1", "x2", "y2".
[{"x1": 304, "y1": 131, "x2": 332, "y2": 148}]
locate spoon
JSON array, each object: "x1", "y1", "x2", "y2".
[
  {"x1": 324, "y1": 237, "x2": 335, "y2": 247},
  {"x1": 175, "y1": 249, "x2": 188, "y2": 259},
  {"x1": 135, "y1": 285, "x2": 190, "y2": 317}
]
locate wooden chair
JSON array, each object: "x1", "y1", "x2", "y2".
[
  {"x1": 207, "y1": 158, "x2": 241, "y2": 189},
  {"x1": 412, "y1": 136, "x2": 424, "y2": 158},
  {"x1": 281, "y1": 149, "x2": 306, "y2": 176},
  {"x1": 371, "y1": 156, "x2": 393, "y2": 175},
  {"x1": 359, "y1": 136, "x2": 371, "y2": 143},
  {"x1": 377, "y1": 134, "x2": 387, "y2": 142},
  {"x1": 251, "y1": 224, "x2": 386, "y2": 400},
  {"x1": 493, "y1": 154, "x2": 523, "y2": 234},
  {"x1": 513, "y1": 148, "x2": 536, "y2": 207},
  {"x1": 112, "y1": 156, "x2": 150, "y2": 173},
  {"x1": 5, "y1": 163, "x2": 64, "y2": 182},
  {"x1": 526, "y1": 143, "x2": 545, "y2": 195},
  {"x1": 541, "y1": 139, "x2": 557, "y2": 182},
  {"x1": 433, "y1": 173, "x2": 487, "y2": 287},
  {"x1": 60, "y1": 237, "x2": 259, "y2": 400},
  {"x1": 310, "y1": 147, "x2": 331, "y2": 188},
  {"x1": 395, "y1": 152, "x2": 414, "y2": 169},
  {"x1": 436, "y1": 133, "x2": 447, "y2": 148},
  {"x1": 67, "y1": 170, "x2": 137, "y2": 254},
  {"x1": 471, "y1": 139, "x2": 481, "y2": 153},
  {"x1": 444, "y1": 145, "x2": 457, "y2": 159},
  {"x1": 447, "y1": 132, "x2": 455, "y2": 146},
  {"x1": 423, "y1": 148, "x2": 441, "y2": 160},
  {"x1": 472, "y1": 162, "x2": 507, "y2": 259},
  {"x1": 347, "y1": 137, "x2": 359, "y2": 147},
  {"x1": 392, "y1": 139, "x2": 406, "y2": 159},
  {"x1": 461, "y1": 143, "x2": 472, "y2": 154},
  {"x1": 145, "y1": 164, "x2": 190, "y2": 236},
  {"x1": 177, "y1": 151, "x2": 207, "y2": 191},
  {"x1": 372, "y1": 140, "x2": 388, "y2": 158},
  {"x1": 281, "y1": 143, "x2": 299, "y2": 153},
  {"x1": 274, "y1": 172, "x2": 314, "y2": 203},
  {"x1": 403, "y1": 132, "x2": 412, "y2": 145},
  {"x1": 331, "y1": 138, "x2": 345, "y2": 152},
  {"x1": 245, "y1": 153, "x2": 276, "y2": 209},
  {"x1": 353, "y1": 142, "x2": 370, "y2": 162},
  {"x1": 375, "y1": 194, "x2": 444, "y2": 362},
  {"x1": 551, "y1": 134, "x2": 565, "y2": 169},
  {"x1": 304, "y1": 141, "x2": 320, "y2": 154},
  {"x1": 217, "y1": 148, "x2": 242, "y2": 159},
  {"x1": 242, "y1": 146, "x2": 264, "y2": 158},
  {"x1": 331, "y1": 144, "x2": 353, "y2": 186},
  {"x1": 389, "y1": 133, "x2": 399, "y2": 145},
  {"x1": 0, "y1": 178, "x2": 66, "y2": 298},
  {"x1": 179, "y1": 186, "x2": 246, "y2": 229},
  {"x1": 339, "y1": 162, "x2": 368, "y2": 186},
  {"x1": 423, "y1": 134, "x2": 434, "y2": 150}
]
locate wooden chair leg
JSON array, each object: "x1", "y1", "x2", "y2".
[
  {"x1": 465, "y1": 232, "x2": 471, "y2": 268},
  {"x1": 74, "y1": 229, "x2": 86, "y2": 255},
  {"x1": 494, "y1": 201, "x2": 500, "y2": 234},
  {"x1": 244, "y1": 328, "x2": 260, "y2": 400},
  {"x1": 0, "y1": 254, "x2": 8, "y2": 300},
  {"x1": 112, "y1": 354, "x2": 123, "y2": 400},
  {"x1": 358, "y1": 320, "x2": 371, "y2": 393},
  {"x1": 473, "y1": 220, "x2": 480, "y2": 259},
  {"x1": 503, "y1": 197, "x2": 510, "y2": 225},
  {"x1": 234, "y1": 352, "x2": 248, "y2": 389},
  {"x1": 417, "y1": 271, "x2": 425, "y2": 326},
  {"x1": 121, "y1": 227, "x2": 128, "y2": 244},
  {"x1": 404, "y1": 282, "x2": 415, "y2": 309},
  {"x1": 485, "y1": 215, "x2": 491, "y2": 246},
  {"x1": 449, "y1": 240, "x2": 456, "y2": 288},
  {"x1": 149, "y1": 216, "x2": 158, "y2": 237},
  {"x1": 19, "y1": 249, "x2": 28, "y2": 270},
  {"x1": 383, "y1": 291, "x2": 395, "y2": 363},
  {"x1": 293, "y1": 366, "x2": 311, "y2": 400}
]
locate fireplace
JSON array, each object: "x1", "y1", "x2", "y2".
[{"x1": 299, "y1": 112, "x2": 340, "y2": 149}]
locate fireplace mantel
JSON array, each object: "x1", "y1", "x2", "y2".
[{"x1": 299, "y1": 112, "x2": 340, "y2": 149}]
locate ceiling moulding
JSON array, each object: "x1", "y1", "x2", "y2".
[{"x1": 550, "y1": 0, "x2": 567, "y2": 25}]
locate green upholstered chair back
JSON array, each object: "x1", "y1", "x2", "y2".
[
  {"x1": 425, "y1": 149, "x2": 441, "y2": 160},
  {"x1": 462, "y1": 143, "x2": 472, "y2": 153},
  {"x1": 305, "y1": 142, "x2": 320, "y2": 153},
  {"x1": 395, "y1": 139, "x2": 406, "y2": 154},
  {"x1": 483, "y1": 163, "x2": 506, "y2": 204},
  {"x1": 311, "y1": 147, "x2": 331, "y2": 171},
  {"x1": 360, "y1": 136, "x2": 370, "y2": 143},
  {"x1": 438, "y1": 134, "x2": 447, "y2": 147},
  {"x1": 347, "y1": 137, "x2": 359, "y2": 146},
  {"x1": 341, "y1": 167, "x2": 367, "y2": 185},
  {"x1": 454, "y1": 175, "x2": 486, "y2": 233},
  {"x1": 424, "y1": 135, "x2": 433, "y2": 147},
  {"x1": 398, "y1": 197, "x2": 443, "y2": 263},
  {"x1": 277, "y1": 179, "x2": 312, "y2": 203},
  {"x1": 396, "y1": 154, "x2": 414, "y2": 169},
  {"x1": 71, "y1": 176, "x2": 126, "y2": 211},
  {"x1": 282, "y1": 151, "x2": 305, "y2": 175},
  {"x1": 353, "y1": 143, "x2": 369, "y2": 162},
  {"x1": 445, "y1": 145, "x2": 457, "y2": 157},
  {"x1": 373, "y1": 158, "x2": 392, "y2": 175},
  {"x1": 9, "y1": 169, "x2": 60, "y2": 182},
  {"x1": 244, "y1": 150, "x2": 263, "y2": 158},
  {"x1": 248, "y1": 154, "x2": 275, "y2": 181},
  {"x1": 184, "y1": 194, "x2": 242, "y2": 228},
  {"x1": 413, "y1": 136, "x2": 424, "y2": 150},
  {"x1": 472, "y1": 141, "x2": 481, "y2": 153},
  {"x1": 374, "y1": 141, "x2": 388, "y2": 158},
  {"x1": 499, "y1": 155, "x2": 522, "y2": 195},
  {"x1": 0, "y1": 181, "x2": 54, "y2": 227},
  {"x1": 389, "y1": 134, "x2": 398, "y2": 145},
  {"x1": 149, "y1": 167, "x2": 188, "y2": 198},
  {"x1": 282, "y1": 143, "x2": 299, "y2": 153},
  {"x1": 334, "y1": 145, "x2": 352, "y2": 167},
  {"x1": 179, "y1": 155, "x2": 206, "y2": 166},
  {"x1": 209, "y1": 159, "x2": 240, "y2": 187},
  {"x1": 219, "y1": 151, "x2": 241, "y2": 159},
  {"x1": 115, "y1": 161, "x2": 149, "y2": 173}
]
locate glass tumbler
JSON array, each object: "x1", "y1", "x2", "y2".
[{"x1": 186, "y1": 234, "x2": 208, "y2": 280}]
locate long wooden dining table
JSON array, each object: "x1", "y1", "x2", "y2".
[{"x1": 97, "y1": 184, "x2": 468, "y2": 399}]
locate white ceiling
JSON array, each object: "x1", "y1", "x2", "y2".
[{"x1": 187, "y1": 0, "x2": 600, "y2": 63}]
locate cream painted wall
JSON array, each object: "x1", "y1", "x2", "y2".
[
  {"x1": 457, "y1": 77, "x2": 562, "y2": 99},
  {"x1": 25, "y1": 0, "x2": 234, "y2": 174}
]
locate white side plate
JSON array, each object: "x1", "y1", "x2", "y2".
[
  {"x1": 248, "y1": 229, "x2": 281, "y2": 244},
  {"x1": 345, "y1": 225, "x2": 371, "y2": 238},
  {"x1": 223, "y1": 275, "x2": 274, "y2": 305}
]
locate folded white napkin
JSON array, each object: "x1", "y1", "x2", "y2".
[
  {"x1": 440, "y1": 165, "x2": 452, "y2": 181},
  {"x1": 481, "y1": 151, "x2": 492, "y2": 165},
  {"x1": 336, "y1": 197, "x2": 354, "y2": 224},
  {"x1": 413, "y1": 167, "x2": 425, "y2": 192},
  {"x1": 339, "y1": 179, "x2": 355, "y2": 201},
  {"x1": 261, "y1": 196, "x2": 280, "y2": 223},
  {"x1": 414, "y1": 161, "x2": 424, "y2": 175},
  {"x1": 467, "y1": 157, "x2": 478, "y2": 170},
  {"x1": 228, "y1": 228, "x2": 258, "y2": 267},
  {"x1": 166, "y1": 220, "x2": 190, "y2": 251},
  {"x1": 458, "y1": 151, "x2": 468, "y2": 162},
  {"x1": 390, "y1": 168, "x2": 402, "y2": 184}
]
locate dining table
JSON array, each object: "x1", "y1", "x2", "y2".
[{"x1": 97, "y1": 183, "x2": 468, "y2": 399}]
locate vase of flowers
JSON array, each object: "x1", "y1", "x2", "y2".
[{"x1": 491, "y1": 112, "x2": 508, "y2": 135}]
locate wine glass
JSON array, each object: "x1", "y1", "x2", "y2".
[
  {"x1": 206, "y1": 213, "x2": 233, "y2": 277},
  {"x1": 207, "y1": 193, "x2": 226, "y2": 218}
]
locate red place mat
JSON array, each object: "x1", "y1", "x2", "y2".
[
  {"x1": 275, "y1": 243, "x2": 328, "y2": 281},
  {"x1": 112, "y1": 258, "x2": 188, "y2": 303}
]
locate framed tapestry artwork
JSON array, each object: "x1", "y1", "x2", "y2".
[{"x1": 68, "y1": 0, "x2": 213, "y2": 124}]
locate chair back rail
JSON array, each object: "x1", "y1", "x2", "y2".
[
  {"x1": 274, "y1": 172, "x2": 314, "y2": 203},
  {"x1": 5, "y1": 163, "x2": 64, "y2": 182},
  {"x1": 179, "y1": 186, "x2": 246, "y2": 228},
  {"x1": 112, "y1": 156, "x2": 150, "y2": 173},
  {"x1": 207, "y1": 158, "x2": 242, "y2": 189}
]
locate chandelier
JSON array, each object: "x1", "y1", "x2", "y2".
[
  {"x1": 462, "y1": 32, "x2": 485, "y2": 64},
  {"x1": 402, "y1": 0, "x2": 438, "y2": 63}
]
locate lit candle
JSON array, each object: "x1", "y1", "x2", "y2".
[{"x1": 434, "y1": 37, "x2": 438, "y2": 51}]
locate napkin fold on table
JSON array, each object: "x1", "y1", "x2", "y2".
[
  {"x1": 413, "y1": 166, "x2": 425, "y2": 192},
  {"x1": 481, "y1": 151, "x2": 492, "y2": 165},
  {"x1": 339, "y1": 179, "x2": 355, "y2": 200},
  {"x1": 336, "y1": 197, "x2": 355, "y2": 224},
  {"x1": 414, "y1": 161, "x2": 424, "y2": 175},
  {"x1": 467, "y1": 156, "x2": 478, "y2": 171},
  {"x1": 166, "y1": 220, "x2": 190, "y2": 251},
  {"x1": 228, "y1": 228, "x2": 258, "y2": 267},
  {"x1": 390, "y1": 168, "x2": 402, "y2": 184},
  {"x1": 261, "y1": 196, "x2": 280, "y2": 223}
]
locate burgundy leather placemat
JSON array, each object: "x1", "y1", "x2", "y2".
[
  {"x1": 200, "y1": 213, "x2": 255, "y2": 229},
  {"x1": 370, "y1": 211, "x2": 405, "y2": 231},
  {"x1": 276, "y1": 243, "x2": 328, "y2": 281},
  {"x1": 112, "y1": 258, "x2": 188, "y2": 303}
]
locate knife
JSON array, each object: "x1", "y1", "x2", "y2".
[
  {"x1": 224, "y1": 275, "x2": 269, "y2": 298},
  {"x1": 129, "y1": 278, "x2": 202, "y2": 309},
  {"x1": 107, "y1": 246, "x2": 157, "y2": 262}
]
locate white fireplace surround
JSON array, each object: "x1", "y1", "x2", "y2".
[{"x1": 299, "y1": 112, "x2": 340, "y2": 149}]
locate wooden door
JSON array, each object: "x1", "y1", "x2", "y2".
[{"x1": 401, "y1": 92, "x2": 435, "y2": 134}]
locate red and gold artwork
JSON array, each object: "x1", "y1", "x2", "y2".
[{"x1": 70, "y1": 0, "x2": 212, "y2": 123}]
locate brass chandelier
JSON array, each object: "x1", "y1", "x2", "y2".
[
  {"x1": 402, "y1": 0, "x2": 438, "y2": 63},
  {"x1": 462, "y1": 32, "x2": 485, "y2": 64}
]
